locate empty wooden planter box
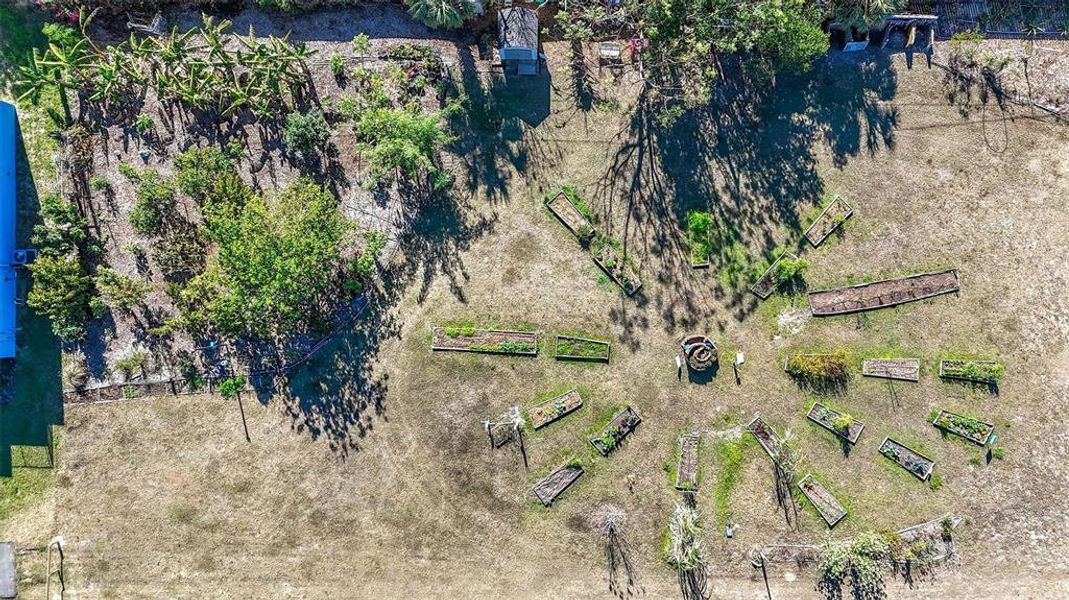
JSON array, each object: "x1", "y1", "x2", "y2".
[
  {"x1": 798, "y1": 474, "x2": 847, "y2": 528},
  {"x1": 862, "y1": 358, "x2": 920, "y2": 382}
]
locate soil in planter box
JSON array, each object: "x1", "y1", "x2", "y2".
[
  {"x1": 747, "y1": 416, "x2": 783, "y2": 461},
  {"x1": 528, "y1": 390, "x2": 583, "y2": 429},
  {"x1": 808, "y1": 269, "x2": 959, "y2": 316},
  {"x1": 939, "y1": 359, "x2": 1004, "y2": 383},
  {"x1": 593, "y1": 245, "x2": 641, "y2": 295},
  {"x1": 432, "y1": 327, "x2": 538, "y2": 354},
  {"x1": 798, "y1": 475, "x2": 847, "y2": 527},
  {"x1": 590, "y1": 407, "x2": 641, "y2": 455},
  {"x1": 546, "y1": 192, "x2": 594, "y2": 239},
  {"x1": 862, "y1": 358, "x2": 920, "y2": 382},
  {"x1": 533, "y1": 465, "x2": 584, "y2": 507},
  {"x1": 932, "y1": 410, "x2": 994, "y2": 445},
  {"x1": 807, "y1": 402, "x2": 864, "y2": 444},
  {"x1": 879, "y1": 438, "x2": 934, "y2": 480},
  {"x1": 804, "y1": 197, "x2": 853, "y2": 247},
  {"x1": 676, "y1": 433, "x2": 700, "y2": 491},
  {"x1": 750, "y1": 253, "x2": 797, "y2": 299},
  {"x1": 555, "y1": 336, "x2": 610, "y2": 361}
]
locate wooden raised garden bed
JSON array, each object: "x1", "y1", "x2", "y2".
[
  {"x1": 879, "y1": 437, "x2": 935, "y2": 481},
  {"x1": 862, "y1": 358, "x2": 920, "y2": 382},
  {"x1": 750, "y1": 252, "x2": 798, "y2": 299},
  {"x1": 803, "y1": 195, "x2": 853, "y2": 247},
  {"x1": 808, "y1": 269, "x2": 960, "y2": 316},
  {"x1": 533, "y1": 464, "x2": 584, "y2": 507},
  {"x1": 938, "y1": 359, "x2": 1004, "y2": 384},
  {"x1": 806, "y1": 402, "x2": 865, "y2": 444},
  {"x1": 798, "y1": 475, "x2": 847, "y2": 528},
  {"x1": 592, "y1": 244, "x2": 642, "y2": 296},
  {"x1": 590, "y1": 407, "x2": 641, "y2": 456},
  {"x1": 546, "y1": 190, "x2": 595, "y2": 240},
  {"x1": 932, "y1": 409, "x2": 995, "y2": 446},
  {"x1": 675, "y1": 432, "x2": 700, "y2": 491},
  {"x1": 431, "y1": 326, "x2": 538, "y2": 356},
  {"x1": 527, "y1": 389, "x2": 583, "y2": 430},
  {"x1": 747, "y1": 415, "x2": 783, "y2": 461},
  {"x1": 554, "y1": 335, "x2": 610, "y2": 362}
]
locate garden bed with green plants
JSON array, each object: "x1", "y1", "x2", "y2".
[
  {"x1": 554, "y1": 335, "x2": 610, "y2": 362},
  {"x1": 932, "y1": 409, "x2": 995, "y2": 446},
  {"x1": 807, "y1": 402, "x2": 865, "y2": 444},
  {"x1": 675, "y1": 432, "x2": 701, "y2": 491},
  {"x1": 533, "y1": 463, "x2": 584, "y2": 507},
  {"x1": 589, "y1": 407, "x2": 642, "y2": 456},
  {"x1": 527, "y1": 390, "x2": 583, "y2": 430},
  {"x1": 862, "y1": 358, "x2": 920, "y2": 382},
  {"x1": 879, "y1": 437, "x2": 935, "y2": 482},
  {"x1": 803, "y1": 195, "x2": 853, "y2": 247},
  {"x1": 686, "y1": 211, "x2": 712, "y2": 268},
  {"x1": 808, "y1": 269, "x2": 960, "y2": 316},
  {"x1": 591, "y1": 238, "x2": 642, "y2": 296},
  {"x1": 746, "y1": 415, "x2": 783, "y2": 462},
  {"x1": 938, "y1": 359, "x2": 1005, "y2": 384},
  {"x1": 797, "y1": 474, "x2": 847, "y2": 528},
  {"x1": 431, "y1": 326, "x2": 538, "y2": 356},
  {"x1": 750, "y1": 252, "x2": 807, "y2": 299},
  {"x1": 545, "y1": 188, "x2": 595, "y2": 240}
]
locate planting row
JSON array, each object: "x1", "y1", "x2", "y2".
[
  {"x1": 432, "y1": 326, "x2": 611, "y2": 360},
  {"x1": 783, "y1": 351, "x2": 1005, "y2": 386}
]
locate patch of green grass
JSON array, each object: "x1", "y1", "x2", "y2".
[
  {"x1": 711, "y1": 435, "x2": 755, "y2": 526},
  {"x1": 555, "y1": 336, "x2": 609, "y2": 359}
]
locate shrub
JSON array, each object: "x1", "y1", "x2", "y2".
[
  {"x1": 174, "y1": 147, "x2": 235, "y2": 200},
  {"x1": 283, "y1": 110, "x2": 331, "y2": 159},
  {"x1": 153, "y1": 228, "x2": 207, "y2": 282},
  {"x1": 27, "y1": 255, "x2": 92, "y2": 341},
  {"x1": 354, "y1": 106, "x2": 454, "y2": 188},
  {"x1": 406, "y1": 0, "x2": 474, "y2": 29},
  {"x1": 352, "y1": 33, "x2": 371, "y2": 55},
  {"x1": 218, "y1": 374, "x2": 247, "y2": 399},
  {"x1": 113, "y1": 351, "x2": 148, "y2": 380},
  {"x1": 831, "y1": 413, "x2": 853, "y2": 432},
  {"x1": 90, "y1": 175, "x2": 111, "y2": 192},
  {"x1": 123, "y1": 168, "x2": 176, "y2": 236},
  {"x1": 329, "y1": 53, "x2": 346, "y2": 80},
  {"x1": 133, "y1": 113, "x2": 154, "y2": 134},
  {"x1": 786, "y1": 351, "x2": 850, "y2": 380},
  {"x1": 95, "y1": 268, "x2": 152, "y2": 310},
  {"x1": 61, "y1": 351, "x2": 89, "y2": 389},
  {"x1": 774, "y1": 255, "x2": 810, "y2": 284},
  {"x1": 32, "y1": 193, "x2": 87, "y2": 258}
]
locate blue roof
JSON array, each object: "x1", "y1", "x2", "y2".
[{"x1": 0, "y1": 102, "x2": 18, "y2": 359}]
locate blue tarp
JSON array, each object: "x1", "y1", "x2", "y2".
[{"x1": 0, "y1": 102, "x2": 17, "y2": 359}]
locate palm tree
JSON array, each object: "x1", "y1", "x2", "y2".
[
  {"x1": 407, "y1": 0, "x2": 474, "y2": 30},
  {"x1": 828, "y1": 0, "x2": 905, "y2": 40}
]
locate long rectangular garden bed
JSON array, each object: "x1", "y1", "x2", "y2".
[
  {"x1": 879, "y1": 437, "x2": 935, "y2": 481},
  {"x1": 533, "y1": 464, "x2": 584, "y2": 507},
  {"x1": 590, "y1": 407, "x2": 641, "y2": 456},
  {"x1": 591, "y1": 243, "x2": 642, "y2": 296},
  {"x1": 932, "y1": 409, "x2": 995, "y2": 446},
  {"x1": 806, "y1": 402, "x2": 864, "y2": 444},
  {"x1": 938, "y1": 359, "x2": 1004, "y2": 384},
  {"x1": 675, "y1": 432, "x2": 700, "y2": 491},
  {"x1": 808, "y1": 269, "x2": 960, "y2": 316},
  {"x1": 431, "y1": 326, "x2": 538, "y2": 356},
  {"x1": 554, "y1": 335, "x2": 610, "y2": 362},
  {"x1": 803, "y1": 195, "x2": 853, "y2": 247},
  {"x1": 862, "y1": 358, "x2": 920, "y2": 382},
  {"x1": 750, "y1": 252, "x2": 798, "y2": 299},
  {"x1": 798, "y1": 475, "x2": 847, "y2": 528},
  {"x1": 527, "y1": 389, "x2": 583, "y2": 430},
  {"x1": 546, "y1": 190, "x2": 595, "y2": 240},
  {"x1": 747, "y1": 415, "x2": 783, "y2": 461}
]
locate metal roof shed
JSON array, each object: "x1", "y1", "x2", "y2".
[{"x1": 0, "y1": 102, "x2": 17, "y2": 359}]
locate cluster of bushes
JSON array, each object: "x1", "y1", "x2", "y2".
[{"x1": 27, "y1": 194, "x2": 93, "y2": 341}]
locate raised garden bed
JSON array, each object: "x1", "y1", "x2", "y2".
[
  {"x1": 798, "y1": 475, "x2": 847, "y2": 528},
  {"x1": 675, "y1": 432, "x2": 700, "y2": 491},
  {"x1": 545, "y1": 190, "x2": 595, "y2": 240},
  {"x1": 747, "y1": 415, "x2": 783, "y2": 462},
  {"x1": 938, "y1": 359, "x2": 1004, "y2": 384},
  {"x1": 879, "y1": 437, "x2": 935, "y2": 481},
  {"x1": 750, "y1": 252, "x2": 799, "y2": 299},
  {"x1": 932, "y1": 409, "x2": 995, "y2": 446},
  {"x1": 803, "y1": 195, "x2": 853, "y2": 247},
  {"x1": 862, "y1": 358, "x2": 920, "y2": 382},
  {"x1": 431, "y1": 326, "x2": 538, "y2": 356},
  {"x1": 590, "y1": 407, "x2": 641, "y2": 456},
  {"x1": 554, "y1": 335, "x2": 610, "y2": 362},
  {"x1": 808, "y1": 269, "x2": 960, "y2": 316},
  {"x1": 527, "y1": 389, "x2": 583, "y2": 430},
  {"x1": 592, "y1": 243, "x2": 642, "y2": 296},
  {"x1": 806, "y1": 402, "x2": 864, "y2": 444},
  {"x1": 533, "y1": 464, "x2": 584, "y2": 507}
]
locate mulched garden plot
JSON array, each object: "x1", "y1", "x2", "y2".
[
  {"x1": 806, "y1": 402, "x2": 865, "y2": 444},
  {"x1": 545, "y1": 191, "x2": 595, "y2": 240},
  {"x1": 675, "y1": 432, "x2": 700, "y2": 491},
  {"x1": 590, "y1": 407, "x2": 642, "y2": 456},
  {"x1": 533, "y1": 464, "x2": 584, "y2": 507},
  {"x1": 932, "y1": 409, "x2": 995, "y2": 446},
  {"x1": 431, "y1": 327, "x2": 538, "y2": 356},
  {"x1": 862, "y1": 358, "x2": 920, "y2": 382},
  {"x1": 808, "y1": 269, "x2": 960, "y2": 316},
  {"x1": 938, "y1": 359, "x2": 1004, "y2": 384},
  {"x1": 750, "y1": 252, "x2": 798, "y2": 299},
  {"x1": 879, "y1": 437, "x2": 935, "y2": 481},
  {"x1": 554, "y1": 336, "x2": 611, "y2": 362},
  {"x1": 527, "y1": 390, "x2": 583, "y2": 430},
  {"x1": 797, "y1": 475, "x2": 848, "y2": 528},
  {"x1": 591, "y1": 245, "x2": 642, "y2": 296},
  {"x1": 803, "y1": 195, "x2": 854, "y2": 247},
  {"x1": 746, "y1": 415, "x2": 783, "y2": 462}
]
